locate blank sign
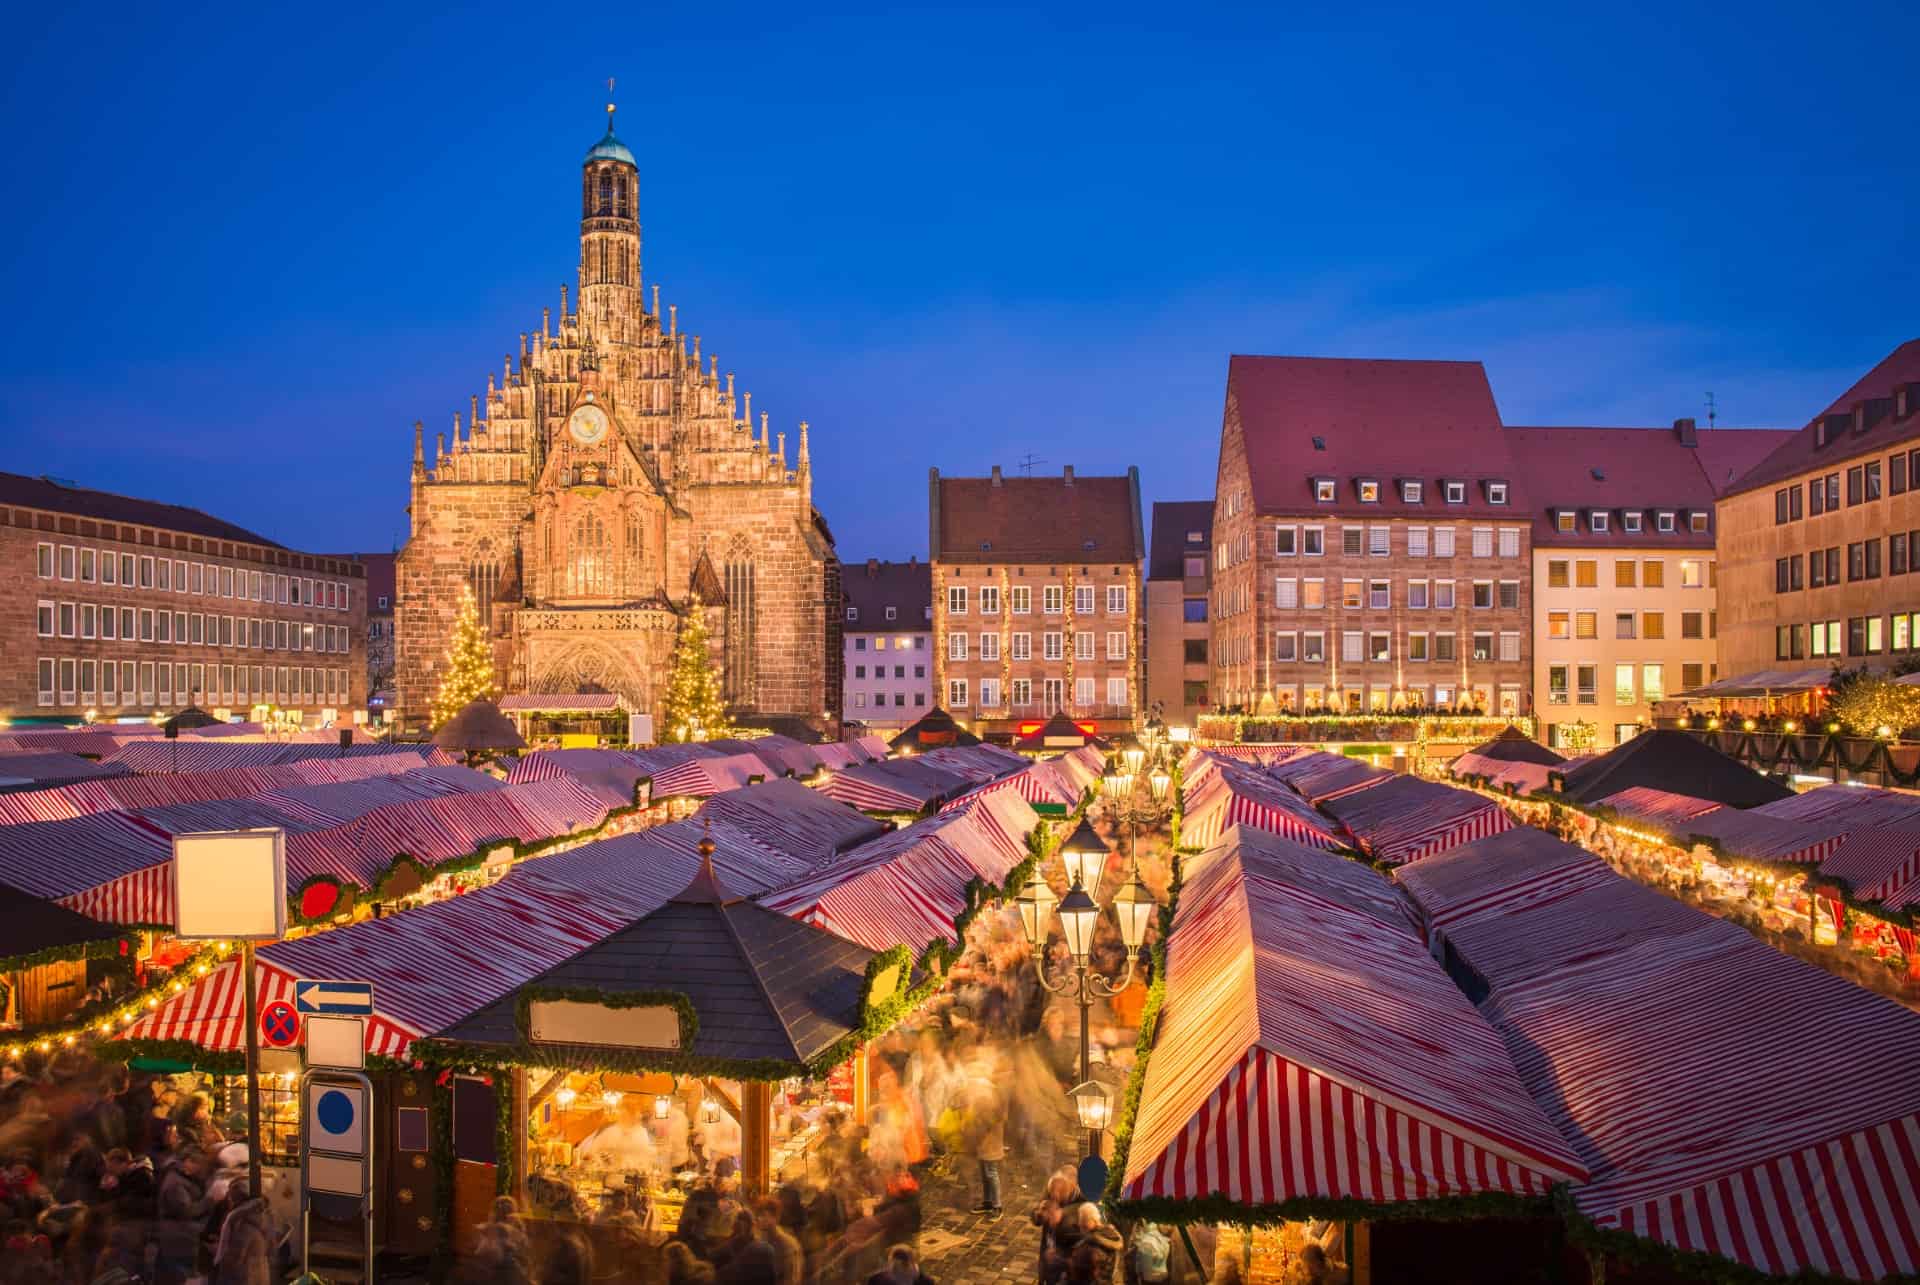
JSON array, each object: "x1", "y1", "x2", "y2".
[
  {"x1": 307, "y1": 1151, "x2": 366, "y2": 1196},
  {"x1": 305, "y1": 1015, "x2": 365, "y2": 1070},
  {"x1": 172, "y1": 829, "x2": 286, "y2": 941}
]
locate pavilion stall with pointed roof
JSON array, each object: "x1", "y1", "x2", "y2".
[
  {"x1": 420, "y1": 831, "x2": 927, "y2": 1203},
  {"x1": 1552, "y1": 728, "x2": 1790, "y2": 808},
  {"x1": 887, "y1": 707, "x2": 981, "y2": 751}
]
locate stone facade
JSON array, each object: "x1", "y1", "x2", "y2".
[
  {"x1": 841, "y1": 558, "x2": 933, "y2": 734},
  {"x1": 1144, "y1": 501, "x2": 1214, "y2": 727},
  {"x1": 394, "y1": 112, "x2": 837, "y2": 729},
  {"x1": 4, "y1": 472, "x2": 365, "y2": 721}
]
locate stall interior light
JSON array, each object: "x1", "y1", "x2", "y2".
[
  {"x1": 654, "y1": 1093, "x2": 670, "y2": 1120},
  {"x1": 701, "y1": 1097, "x2": 721, "y2": 1124},
  {"x1": 1070, "y1": 1079, "x2": 1114, "y2": 1133},
  {"x1": 555, "y1": 1087, "x2": 578, "y2": 1108},
  {"x1": 601, "y1": 1090, "x2": 623, "y2": 1108}
]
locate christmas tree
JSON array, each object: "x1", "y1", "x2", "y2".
[
  {"x1": 429, "y1": 585, "x2": 500, "y2": 729},
  {"x1": 660, "y1": 598, "x2": 729, "y2": 742}
]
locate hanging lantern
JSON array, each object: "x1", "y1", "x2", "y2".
[
  {"x1": 1070, "y1": 1079, "x2": 1114, "y2": 1133},
  {"x1": 1059, "y1": 817, "x2": 1110, "y2": 894},
  {"x1": 1148, "y1": 768, "x2": 1171, "y2": 802},
  {"x1": 1122, "y1": 746, "x2": 1145, "y2": 775},
  {"x1": 701, "y1": 1097, "x2": 721, "y2": 1125},
  {"x1": 1057, "y1": 882, "x2": 1100, "y2": 963},
  {"x1": 1110, "y1": 867, "x2": 1156, "y2": 950},
  {"x1": 1014, "y1": 871, "x2": 1058, "y2": 947}
]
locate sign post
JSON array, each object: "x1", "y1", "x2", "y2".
[
  {"x1": 172, "y1": 829, "x2": 285, "y2": 1206},
  {"x1": 297, "y1": 985, "x2": 375, "y2": 1279}
]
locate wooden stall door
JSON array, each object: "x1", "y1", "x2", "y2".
[
  {"x1": 449, "y1": 1075, "x2": 500, "y2": 1255},
  {"x1": 16, "y1": 960, "x2": 87, "y2": 1025},
  {"x1": 380, "y1": 1071, "x2": 441, "y2": 1257}
]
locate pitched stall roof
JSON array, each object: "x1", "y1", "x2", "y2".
[
  {"x1": 932, "y1": 467, "x2": 1143, "y2": 564},
  {"x1": 887, "y1": 708, "x2": 981, "y2": 751},
  {"x1": 695, "y1": 778, "x2": 888, "y2": 866},
  {"x1": 760, "y1": 790, "x2": 1038, "y2": 953},
  {"x1": 1319, "y1": 775, "x2": 1514, "y2": 865},
  {"x1": 432, "y1": 855, "x2": 883, "y2": 1075},
  {"x1": 0, "y1": 880, "x2": 123, "y2": 969},
  {"x1": 1177, "y1": 761, "x2": 1345, "y2": 852},
  {"x1": 1396, "y1": 831, "x2": 1920, "y2": 1280},
  {"x1": 818, "y1": 757, "x2": 974, "y2": 814},
  {"x1": 0, "y1": 752, "x2": 130, "y2": 791},
  {"x1": 1265, "y1": 751, "x2": 1392, "y2": 805},
  {"x1": 1147, "y1": 500, "x2": 1215, "y2": 581},
  {"x1": 118, "y1": 814, "x2": 815, "y2": 1058},
  {"x1": 1118, "y1": 827, "x2": 1587, "y2": 1213},
  {"x1": 1226, "y1": 355, "x2": 1518, "y2": 517},
  {"x1": 1459, "y1": 726, "x2": 1564, "y2": 767},
  {"x1": 1553, "y1": 730, "x2": 1791, "y2": 808},
  {"x1": 1720, "y1": 338, "x2": 1920, "y2": 496},
  {"x1": 102, "y1": 739, "x2": 449, "y2": 774}
]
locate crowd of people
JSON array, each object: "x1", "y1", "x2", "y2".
[{"x1": 0, "y1": 1053, "x2": 281, "y2": 1285}]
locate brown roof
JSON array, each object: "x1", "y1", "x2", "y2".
[
  {"x1": 1148, "y1": 501, "x2": 1214, "y2": 581},
  {"x1": 1504, "y1": 425, "x2": 1794, "y2": 547},
  {"x1": 932, "y1": 467, "x2": 1142, "y2": 565},
  {"x1": 0, "y1": 471, "x2": 284, "y2": 548},
  {"x1": 1226, "y1": 355, "x2": 1521, "y2": 518},
  {"x1": 842, "y1": 558, "x2": 930, "y2": 628},
  {"x1": 338, "y1": 552, "x2": 396, "y2": 611},
  {"x1": 1720, "y1": 338, "x2": 1920, "y2": 495},
  {"x1": 432, "y1": 699, "x2": 528, "y2": 752}
]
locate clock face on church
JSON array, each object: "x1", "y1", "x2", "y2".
[{"x1": 568, "y1": 403, "x2": 610, "y2": 446}]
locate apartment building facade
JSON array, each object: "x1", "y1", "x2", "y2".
[
  {"x1": 1716, "y1": 339, "x2": 1920, "y2": 681},
  {"x1": 1144, "y1": 501, "x2": 1214, "y2": 727},
  {"x1": 929, "y1": 465, "x2": 1144, "y2": 740},
  {"x1": 6, "y1": 472, "x2": 367, "y2": 722},
  {"x1": 1507, "y1": 420, "x2": 1792, "y2": 748},
  {"x1": 840, "y1": 557, "x2": 933, "y2": 733},
  {"x1": 1211, "y1": 357, "x2": 1532, "y2": 715}
]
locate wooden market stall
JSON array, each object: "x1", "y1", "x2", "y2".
[
  {"x1": 0, "y1": 880, "x2": 127, "y2": 1029},
  {"x1": 417, "y1": 835, "x2": 923, "y2": 1263}
]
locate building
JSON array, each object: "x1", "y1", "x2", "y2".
[
  {"x1": 1715, "y1": 339, "x2": 1920, "y2": 684},
  {"x1": 1211, "y1": 357, "x2": 1532, "y2": 715},
  {"x1": 1506, "y1": 420, "x2": 1792, "y2": 749},
  {"x1": 334, "y1": 551, "x2": 397, "y2": 716},
  {"x1": 8, "y1": 472, "x2": 366, "y2": 722},
  {"x1": 928, "y1": 465, "x2": 1145, "y2": 741},
  {"x1": 395, "y1": 105, "x2": 838, "y2": 730},
  {"x1": 1145, "y1": 501, "x2": 1214, "y2": 727},
  {"x1": 840, "y1": 557, "x2": 932, "y2": 733}
]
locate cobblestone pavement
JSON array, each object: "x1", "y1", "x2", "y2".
[{"x1": 913, "y1": 1126, "x2": 1084, "y2": 1285}]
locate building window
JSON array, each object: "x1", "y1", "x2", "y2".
[
  {"x1": 1074, "y1": 631, "x2": 1094, "y2": 660},
  {"x1": 1401, "y1": 480, "x2": 1423, "y2": 503},
  {"x1": 1008, "y1": 585, "x2": 1030, "y2": 615},
  {"x1": 1433, "y1": 633, "x2": 1456, "y2": 662},
  {"x1": 1433, "y1": 527, "x2": 1456, "y2": 557},
  {"x1": 1368, "y1": 632, "x2": 1391, "y2": 662},
  {"x1": 979, "y1": 678, "x2": 1002, "y2": 708},
  {"x1": 1576, "y1": 664, "x2": 1597, "y2": 704},
  {"x1": 1073, "y1": 677, "x2": 1095, "y2": 709},
  {"x1": 1342, "y1": 527, "x2": 1364, "y2": 556},
  {"x1": 1407, "y1": 632, "x2": 1428, "y2": 662},
  {"x1": 1655, "y1": 511, "x2": 1675, "y2": 533},
  {"x1": 1614, "y1": 664, "x2": 1635, "y2": 704},
  {"x1": 1680, "y1": 558, "x2": 1705, "y2": 588},
  {"x1": 1369, "y1": 580, "x2": 1390, "y2": 610},
  {"x1": 1106, "y1": 585, "x2": 1127, "y2": 613},
  {"x1": 1011, "y1": 633, "x2": 1031, "y2": 660},
  {"x1": 1302, "y1": 632, "x2": 1325, "y2": 662},
  {"x1": 1497, "y1": 580, "x2": 1519, "y2": 609},
  {"x1": 1074, "y1": 585, "x2": 1095, "y2": 614},
  {"x1": 1643, "y1": 611, "x2": 1665, "y2": 640},
  {"x1": 1643, "y1": 559, "x2": 1665, "y2": 588},
  {"x1": 1342, "y1": 579, "x2": 1363, "y2": 609},
  {"x1": 1498, "y1": 631, "x2": 1521, "y2": 661},
  {"x1": 1547, "y1": 560, "x2": 1569, "y2": 589},
  {"x1": 1184, "y1": 638, "x2": 1207, "y2": 664},
  {"x1": 948, "y1": 679, "x2": 968, "y2": 708},
  {"x1": 1275, "y1": 527, "x2": 1296, "y2": 556},
  {"x1": 1589, "y1": 512, "x2": 1609, "y2": 533},
  {"x1": 1472, "y1": 580, "x2": 1493, "y2": 609},
  {"x1": 1498, "y1": 528, "x2": 1521, "y2": 558},
  {"x1": 1575, "y1": 610, "x2": 1597, "y2": 640},
  {"x1": 1043, "y1": 632, "x2": 1062, "y2": 660},
  {"x1": 1106, "y1": 676, "x2": 1128, "y2": 707},
  {"x1": 947, "y1": 585, "x2": 968, "y2": 615},
  {"x1": 1406, "y1": 526, "x2": 1429, "y2": 557},
  {"x1": 1302, "y1": 527, "x2": 1324, "y2": 556},
  {"x1": 1642, "y1": 664, "x2": 1664, "y2": 702},
  {"x1": 1314, "y1": 478, "x2": 1336, "y2": 502},
  {"x1": 1433, "y1": 580, "x2": 1455, "y2": 609},
  {"x1": 1182, "y1": 598, "x2": 1207, "y2": 623},
  {"x1": 1486, "y1": 482, "x2": 1508, "y2": 504},
  {"x1": 1341, "y1": 631, "x2": 1363, "y2": 662},
  {"x1": 1471, "y1": 527, "x2": 1493, "y2": 558},
  {"x1": 1689, "y1": 511, "x2": 1709, "y2": 533},
  {"x1": 1555, "y1": 511, "x2": 1576, "y2": 534},
  {"x1": 981, "y1": 633, "x2": 1001, "y2": 661},
  {"x1": 1408, "y1": 579, "x2": 1429, "y2": 609},
  {"x1": 1622, "y1": 511, "x2": 1643, "y2": 533},
  {"x1": 1106, "y1": 631, "x2": 1126, "y2": 659},
  {"x1": 36, "y1": 543, "x2": 54, "y2": 578},
  {"x1": 1043, "y1": 585, "x2": 1063, "y2": 615},
  {"x1": 1368, "y1": 527, "x2": 1390, "y2": 556},
  {"x1": 1471, "y1": 632, "x2": 1493, "y2": 661},
  {"x1": 1274, "y1": 632, "x2": 1297, "y2": 662},
  {"x1": 1549, "y1": 665, "x2": 1569, "y2": 704},
  {"x1": 1548, "y1": 611, "x2": 1570, "y2": 640},
  {"x1": 1444, "y1": 481, "x2": 1466, "y2": 505},
  {"x1": 1357, "y1": 479, "x2": 1381, "y2": 503},
  {"x1": 1274, "y1": 577, "x2": 1298, "y2": 609},
  {"x1": 948, "y1": 634, "x2": 968, "y2": 661},
  {"x1": 58, "y1": 546, "x2": 76, "y2": 580}
]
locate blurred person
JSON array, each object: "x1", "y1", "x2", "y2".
[
  {"x1": 1130, "y1": 1222, "x2": 1172, "y2": 1285},
  {"x1": 965, "y1": 1079, "x2": 1005, "y2": 1214},
  {"x1": 1068, "y1": 1208, "x2": 1122, "y2": 1285},
  {"x1": 865, "y1": 1243, "x2": 933, "y2": 1285},
  {"x1": 210, "y1": 1178, "x2": 275, "y2": 1285},
  {"x1": 537, "y1": 1223, "x2": 594, "y2": 1285},
  {"x1": 665, "y1": 1240, "x2": 716, "y2": 1285},
  {"x1": 754, "y1": 1196, "x2": 803, "y2": 1285},
  {"x1": 152, "y1": 1147, "x2": 214, "y2": 1285}
]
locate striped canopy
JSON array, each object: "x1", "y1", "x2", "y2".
[
  {"x1": 1120, "y1": 826, "x2": 1587, "y2": 1212},
  {"x1": 644, "y1": 753, "x2": 770, "y2": 801},
  {"x1": 1593, "y1": 785, "x2": 1725, "y2": 828},
  {"x1": 1178, "y1": 762, "x2": 1344, "y2": 853},
  {"x1": 918, "y1": 743, "x2": 1029, "y2": 784},
  {"x1": 939, "y1": 758, "x2": 1081, "y2": 814},
  {"x1": 1816, "y1": 827, "x2": 1920, "y2": 913},
  {"x1": 696, "y1": 778, "x2": 888, "y2": 867},
  {"x1": 1319, "y1": 776, "x2": 1513, "y2": 865},
  {"x1": 818, "y1": 758, "x2": 974, "y2": 813},
  {"x1": 0, "y1": 751, "x2": 130, "y2": 789},
  {"x1": 1757, "y1": 783, "x2": 1920, "y2": 829},
  {"x1": 1265, "y1": 752, "x2": 1392, "y2": 805},
  {"x1": 1594, "y1": 787, "x2": 1851, "y2": 866},
  {"x1": 1397, "y1": 831, "x2": 1920, "y2": 1280},
  {"x1": 760, "y1": 790, "x2": 1038, "y2": 952},
  {"x1": 703, "y1": 734, "x2": 824, "y2": 779},
  {"x1": 119, "y1": 814, "x2": 815, "y2": 1058},
  {"x1": 104, "y1": 739, "x2": 441, "y2": 774}
]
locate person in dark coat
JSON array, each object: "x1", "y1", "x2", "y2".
[
  {"x1": 152, "y1": 1148, "x2": 213, "y2": 1285},
  {"x1": 210, "y1": 1183, "x2": 275, "y2": 1285}
]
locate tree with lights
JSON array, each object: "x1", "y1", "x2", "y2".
[
  {"x1": 1827, "y1": 668, "x2": 1920, "y2": 739},
  {"x1": 429, "y1": 585, "x2": 499, "y2": 729},
  {"x1": 660, "y1": 598, "x2": 729, "y2": 742}
]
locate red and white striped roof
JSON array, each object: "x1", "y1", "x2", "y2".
[
  {"x1": 1178, "y1": 763, "x2": 1344, "y2": 853},
  {"x1": 645, "y1": 752, "x2": 771, "y2": 801},
  {"x1": 1817, "y1": 827, "x2": 1920, "y2": 912},
  {"x1": 0, "y1": 750, "x2": 450, "y2": 824},
  {"x1": 761, "y1": 790, "x2": 1038, "y2": 952},
  {"x1": 1595, "y1": 786, "x2": 1725, "y2": 826},
  {"x1": 1757, "y1": 783, "x2": 1920, "y2": 829},
  {"x1": 1266, "y1": 751, "x2": 1393, "y2": 804},
  {"x1": 696, "y1": 778, "x2": 888, "y2": 866},
  {"x1": 1319, "y1": 776, "x2": 1514, "y2": 865},
  {"x1": 818, "y1": 758, "x2": 973, "y2": 813},
  {"x1": 938, "y1": 758, "x2": 1081, "y2": 814},
  {"x1": 1397, "y1": 831, "x2": 1920, "y2": 1280},
  {"x1": 1121, "y1": 826, "x2": 1587, "y2": 1209},
  {"x1": 119, "y1": 813, "x2": 812, "y2": 1057},
  {"x1": 104, "y1": 739, "x2": 446, "y2": 774},
  {"x1": 918, "y1": 743, "x2": 1029, "y2": 785}
]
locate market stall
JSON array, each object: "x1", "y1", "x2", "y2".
[
  {"x1": 0, "y1": 880, "x2": 128, "y2": 1028},
  {"x1": 497, "y1": 692, "x2": 633, "y2": 745},
  {"x1": 1551, "y1": 728, "x2": 1792, "y2": 807},
  {"x1": 418, "y1": 837, "x2": 924, "y2": 1258},
  {"x1": 695, "y1": 778, "x2": 888, "y2": 865},
  {"x1": 1319, "y1": 775, "x2": 1514, "y2": 865},
  {"x1": 815, "y1": 757, "x2": 974, "y2": 815},
  {"x1": 1394, "y1": 828, "x2": 1920, "y2": 1281},
  {"x1": 1265, "y1": 751, "x2": 1392, "y2": 805},
  {"x1": 1176, "y1": 760, "x2": 1345, "y2": 852},
  {"x1": 102, "y1": 738, "x2": 437, "y2": 774},
  {"x1": 1114, "y1": 826, "x2": 1587, "y2": 1282}
]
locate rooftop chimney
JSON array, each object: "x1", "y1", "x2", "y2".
[
  {"x1": 990, "y1": 465, "x2": 1003, "y2": 486},
  {"x1": 866, "y1": 557, "x2": 879, "y2": 577},
  {"x1": 1672, "y1": 417, "x2": 1697, "y2": 447},
  {"x1": 1063, "y1": 465, "x2": 1075, "y2": 485}
]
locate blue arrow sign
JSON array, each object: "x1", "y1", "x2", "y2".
[{"x1": 294, "y1": 979, "x2": 374, "y2": 1015}]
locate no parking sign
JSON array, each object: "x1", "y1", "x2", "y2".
[{"x1": 260, "y1": 1000, "x2": 300, "y2": 1049}]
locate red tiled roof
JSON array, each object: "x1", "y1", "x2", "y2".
[
  {"x1": 1720, "y1": 338, "x2": 1920, "y2": 495},
  {"x1": 1148, "y1": 501, "x2": 1213, "y2": 581},
  {"x1": 1504, "y1": 426, "x2": 1794, "y2": 547},
  {"x1": 1227, "y1": 355, "x2": 1520, "y2": 518},
  {"x1": 933, "y1": 469, "x2": 1141, "y2": 564},
  {"x1": 0, "y1": 471, "x2": 283, "y2": 548}
]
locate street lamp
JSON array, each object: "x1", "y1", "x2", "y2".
[
  {"x1": 1070, "y1": 1080, "x2": 1114, "y2": 1135},
  {"x1": 1058, "y1": 816, "x2": 1110, "y2": 894},
  {"x1": 1020, "y1": 825, "x2": 1152, "y2": 1157}
]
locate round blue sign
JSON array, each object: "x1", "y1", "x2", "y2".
[{"x1": 316, "y1": 1088, "x2": 356, "y2": 1135}]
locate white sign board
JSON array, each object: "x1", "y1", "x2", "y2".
[
  {"x1": 306, "y1": 1151, "x2": 367, "y2": 1197},
  {"x1": 630, "y1": 712, "x2": 655, "y2": 746},
  {"x1": 172, "y1": 829, "x2": 286, "y2": 941},
  {"x1": 307, "y1": 1081, "x2": 368, "y2": 1157},
  {"x1": 305, "y1": 1015, "x2": 366, "y2": 1071},
  {"x1": 528, "y1": 998, "x2": 682, "y2": 1049}
]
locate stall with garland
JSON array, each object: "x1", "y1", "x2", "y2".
[{"x1": 415, "y1": 837, "x2": 929, "y2": 1263}]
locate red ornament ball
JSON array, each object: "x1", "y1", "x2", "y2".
[{"x1": 299, "y1": 881, "x2": 342, "y2": 920}]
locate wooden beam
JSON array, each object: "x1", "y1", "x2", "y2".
[
  {"x1": 741, "y1": 1081, "x2": 772, "y2": 1197},
  {"x1": 702, "y1": 1076, "x2": 743, "y2": 1126},
  {"x1": 851, "y1": 1044, "x2": 871, "y2": 1127},
  {"x1": 511, "y1": 1067, "x2": 530, "y2": 1209},
  {"x1": 527, "y1": 1070, "x2": 568, "y2": 1113}
]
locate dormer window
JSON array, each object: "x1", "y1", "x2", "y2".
[
  {"x1": 1622, "y1": 511, "x2": 1643, "y2": 533},
  {"x1": 1589, "y1": 511, "x2": 1609, "y2": 533},
  {"x1": 885, "y1": 606, "x2": 897, "y2": 621},
  {"x1": 1357, "y1": 479, "x2": 1381, "y2": 503},
  {"x1": 1485, "y1": 481, "x2": 1509, "y2": 505},
  {"x1": 1689, "y1": 512, "x2": 1709, "y2": 533},
  {"x1": 1898, "y1": 387, "x2": 1912, "y2": 418},
  {"x1": 1656, "y1": 511, "x2": 1676, "y2": 533},
  {"x1": 1444, "y1": 480, "x2": 1467, "y2": 505},
  {"x1": 1554, "y1": 511, "x2": 1576, "y2": 533},
  {"x1": 1399, "y1": 479, "x2": 1423, "y2": 503},
  {"x1": 1313, "y1": 478, "x2": 1336, "y2": 503},
  {"x1": 846, "y1": 606, "x2": 859, "y2": 621}
]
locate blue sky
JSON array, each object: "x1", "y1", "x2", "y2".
[{"x1": 1, "y1": 2, "x2": 1914, "y2": 560}]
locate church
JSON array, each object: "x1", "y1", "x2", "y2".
[{"x1": 395, "y1": 105, "x2": 840, "y2": 731}]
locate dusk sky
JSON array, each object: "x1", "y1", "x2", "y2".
[{"x1": 2, "y1": 2, "x2": 1914, "y2": 561}]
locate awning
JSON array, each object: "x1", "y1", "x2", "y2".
[
  {"x1": 1178, "y1": 761, "x2": 1344, "y2": 852},
  {"x1": 1320, "y1": 776, "x2": 1513, "y2": 865},
  {"x1": 497, "y1": 693, "x2": 629, "y2": 713},
  {"x1": 1675, "y1": 668, "x2": 1831, "y2": 699}
]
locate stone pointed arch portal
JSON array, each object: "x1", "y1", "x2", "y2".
[{"x1": 530, "y1": 640, "x2": 654, "y2": 713}]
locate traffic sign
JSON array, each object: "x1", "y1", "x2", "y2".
[
  {"x1": 307, "y1": 1081, "x2": 368, "y2": 1157},
  {"x1": 260, "y1": 1000, "x2": 301, "y2": 1049},
  {"x1": 294, "y1": 979, "x2": 374, "y2": 1015},
  {"x1": 304, "y1": 1015, "x2": 366, "y2": 1071}
]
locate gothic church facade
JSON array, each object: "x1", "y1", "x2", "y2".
[{"x1": 395, "y1": 111, "x2": 838, "y2": 728}]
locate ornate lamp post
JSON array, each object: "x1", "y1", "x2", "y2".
[{"x1": 1016, "y1": 815, "x2": 1155, "y2": 1157}]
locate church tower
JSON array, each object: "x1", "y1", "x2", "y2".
[{"x1": 579, "y1": 96, "x2": 641, "y2": 348}]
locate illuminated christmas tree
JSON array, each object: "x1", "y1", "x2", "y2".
[
  {"x1": 429, "y1": 585, "x2": 499, "y2": 728},
  {"x1": 660, "y1": 598, "x2": 729, "y2": 742}
]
